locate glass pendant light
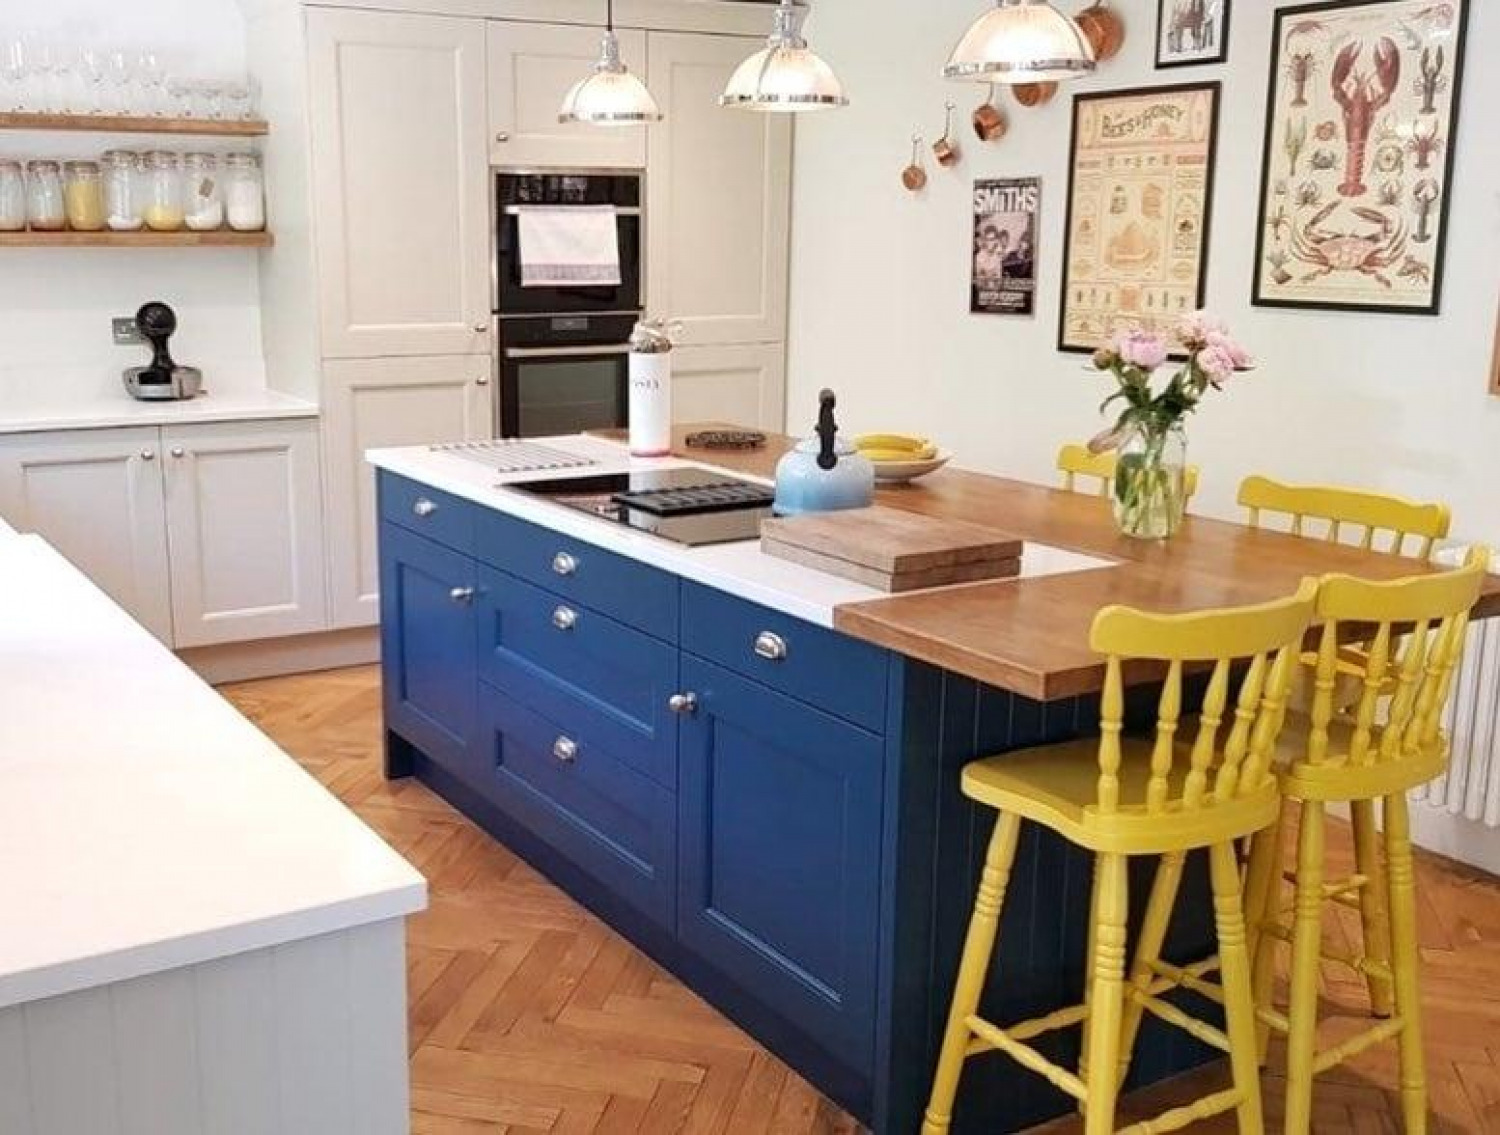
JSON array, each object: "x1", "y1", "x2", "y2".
[
  {"x1": 559, "y1": 0, "x2": 662, "y2": 127},
  {"x1": 720, "y1": 0, "x2": 848, "y2": 113},
  {"x1": 944, "y1": 0, "x2": 1097, "y2": 84}
]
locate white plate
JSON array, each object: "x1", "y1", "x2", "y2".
[{"x1": 871, "y1": 451, "x2": 952, "y2": 484}]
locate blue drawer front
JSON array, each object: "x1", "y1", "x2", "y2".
[
  {"x1": 476, "y1": 565, "x2": 679, "y2": 787},
  {"x1": 678, "y1": 656, "x2": 884, "y2": 1063},
  {"x1": 379, "y1": 523, "x2": 478, "y2": 782},
  {"x1": 682, "y1": 583, "x2": 888, "y2": 733},
  {"x1": 477, "y1": 684, "x2": 675, "y2": 931},
  {"x1": 379, "y1": 472, "x2": 475, "y2": 556},
  {"x1": 473, "y1": 508, "x2": 678, "y2": 640}
]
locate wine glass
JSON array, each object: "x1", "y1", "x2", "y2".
[
  {"x1": 105, "y1": 48, "x2": 133, "y2": 115},
  {"x1": 1, "y1": 40, "x2": 27, "y2": 112},
  {"x1": 196, "y1": 78, "x2": 224, "y2": 120},
  {"x1": 223, "y1": 76, "x2": 250, "y2": 121},
  {"x1": 78, "y1": 46, "x2": 106, "y2": 114},
  {"x1": 165, "y1": 73, "x2": 193, "y2": 118},
  {"x1": 23, "y1": 34, "x2": 56, "y2": 114},
  {"x1": 136, "y1": 49, "x2": 164, "y2": 116}
]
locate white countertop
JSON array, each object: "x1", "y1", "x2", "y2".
[
  {"x1": 0, "y1": 388, "x2": 318, "y2": 435},
  {"x1": 368, "y1": 435, "x2": 1116, "y2": 628},
  {"x1": 0, "y1": 536, "x2": 425, "y2": 1010}
]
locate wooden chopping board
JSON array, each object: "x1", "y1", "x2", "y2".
[{"x1": 761, "y1": 506, "x2": 1024, "y2": 592}]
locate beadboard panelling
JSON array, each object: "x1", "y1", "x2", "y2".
[{"x1": 0, "y1": 920, "x2": 408, "y2": 1135}]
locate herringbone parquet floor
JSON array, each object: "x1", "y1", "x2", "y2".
[{"x1": 223, "y1": 666, "x2": 1500, "y2": 1134}]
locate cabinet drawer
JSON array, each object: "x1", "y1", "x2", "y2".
[
  {"x1": 682, "y1": 583, "x2": 888, "y2": 732},
  {"x1": 477, "y1": 684, "x2": 674, "y2": 931},
  {"x1": 477, "y1": 565, "x2": 678, "y2": 786},
  {"x1": 474, "y1": 509, "x2": 677, "y2": 640},
  {"x1": 379, "y1": 472, "x2": 475, "y2": 555}
]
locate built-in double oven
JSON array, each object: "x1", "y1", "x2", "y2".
[{"x1": 493, "y1": 171, "x2": 643, "y2": 438}]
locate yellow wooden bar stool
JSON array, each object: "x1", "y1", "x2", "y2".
[
  {"x1": 1238, "y1": 474, "x2": 1452, "y2": 1020},
  {"x1": 1058, "y1": 443, "x2": 1201, "y2": 500},
  {"x1": 1243, "y1": 547, "x2": 1489, "y2": 1135},
  {"x1": 922, "y1": 582, "x2": 1318, "y2": 1135}
]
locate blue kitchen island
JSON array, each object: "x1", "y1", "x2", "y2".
[{"x1": 371, "y1": 436, "x2": 1224, "y2": 1134}]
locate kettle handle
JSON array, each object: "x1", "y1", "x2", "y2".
[{"x1": 815, "y1": 389, "x2": 839, "y2": 471}]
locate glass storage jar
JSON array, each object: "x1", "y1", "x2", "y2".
[
  {"x1": 142, "y1": 150, "x2": 184, "y2": 232},
  {"x1": 25, "y1": 160, "x2": 65, "y2": 231},
  {"x1": 63, "y1": 160, "x2": 106, "y2": 231},
  {"x1": 183, "y1": 152, "x2": 223, "y2": 231},
  {"x1": 223, "y1": 151, "x2": 265, "y2": 232},
  {"x1": 102, "y1": 149, "x2": 143, "y2": 231},
  {"x1": 0, "y1": 161, "x2": 25, "y2": 231}
]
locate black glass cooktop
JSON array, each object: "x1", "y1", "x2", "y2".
[{"x1": 506, "y1": 467, "x2": 775, "y2": 547}]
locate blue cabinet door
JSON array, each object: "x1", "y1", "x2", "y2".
[
  {"x1": 678, "y1": 655, "x2": 885, "y2": 1066},
  {"x1": 379, "y1": 522, "x2": 478, "y2": 781}
]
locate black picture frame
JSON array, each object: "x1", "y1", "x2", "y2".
[
  {"x1": 1250, "y1": 0, "x2": 1471, "y2": 316},
  {"x1": 1155, "y1": 0, "x2": 1232, "y2": 69},
  {"x1": 1057, "y1": 81, "x2": 1222, "y2": 355}
]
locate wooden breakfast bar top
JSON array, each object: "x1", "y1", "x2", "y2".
[{"x1": 636, "y1": 426, "x2": 1500, "y2": 701}]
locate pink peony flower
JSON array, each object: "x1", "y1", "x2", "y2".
[
  {"x1": 1112, "y1": 329, "x2": 1169, "y2": 371},
  {"x1": 1197, "y1": 344, "x2": 1238, "y2": 386},
  {"x1": 1177, "y1": 310, "x2": 1227, "y2": 349},
  {"x1": 1204, "y1": 329, "x2": 1254, "y2": 370}
]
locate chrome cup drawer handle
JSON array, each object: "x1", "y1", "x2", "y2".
[
  {"x1": 668, "y1": 692, "x2": 699, "y2": 715},
  {"x1": 753, "y1": 631, "x2": 788, "y2": 662},
  {"x1": 413, "y1": 498, "x2": 438, "y2": 518},
  {"x1": 552, "y1": 736, "x2": 578, "y2": 763},
  {"x1": 551, "y1": 605, "x2": 578, "y2": 631},
  {"x1": 552, "y1": 551, "x2": 578, "y2": 577},
  {"x1": 449, "y1": 586, "x2": 476, "y2": 605}
]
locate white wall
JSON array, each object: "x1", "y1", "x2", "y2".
[
  {"x1": 788, "y1": 0, "x2": 1500, "y2": 547},
  {"x1": 0, "y1": 0, "x2": 265, "y2": 409}
]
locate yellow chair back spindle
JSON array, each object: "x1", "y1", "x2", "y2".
[
  {"x1": 1057, "y1": 442, "x2": 1202, "y2": 502},
  {"x1": 1238, "y1": 474, "x2": 1451, "y2": 559}
]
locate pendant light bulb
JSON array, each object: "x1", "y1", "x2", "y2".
[
  {"x1": 559, "y1": 0, "x2": 662, "y2": 127},
  {"x1": 720, "y1": 0, "x2": 848, "y2": 113},
  {"x1": 944, "y1": 0, "x2": 1096, "y2": 84}
]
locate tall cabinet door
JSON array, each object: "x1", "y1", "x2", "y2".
[
  {"x1": 0, "y1": 427, "x2": 172, "y2": 643},
  {"x1": 307, "y1": 8, "x2": 491, "y2": 358},
  {"x1": 161, "y1": 420, "x2": 328, "y2": 649},
  {"x1": 645, "y1": 32, "x2": 792, "y2": 345},
  {"x1": 488, "y1": 21, "x2": 648, "y2": 169},
  {"x1": 671, "y1": 343, "x2": 786, "y2": 432},
  {"x1": 677, "y1": 656, "x2": 884, "y2": 1063},
  {"x1": 323, "y1": 355, "x2": 494, "y2": 629}
]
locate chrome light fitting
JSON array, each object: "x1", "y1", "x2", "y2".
[
  {"x1": 944, "y1": 0, "x2": 1096, "y2": 84},
  {"x1": 721, "y1": 0, "x2": 848, "y2": 113},
  {"x1": 559, "y1": 0, "x2": 662, "y2": 127}
]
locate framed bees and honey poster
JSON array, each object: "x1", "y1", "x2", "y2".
[
  {"x1": 1253, "y1": 0, "x2": 1470, "y2": 314},
  {"x1": 1058, "y1": 82, "x2": 1221, "y2": 353}
]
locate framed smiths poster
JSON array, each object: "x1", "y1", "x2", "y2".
[
  {"x1": 1058, "y1": 82, "x2": 1220, "y2": 353},
  {"x1": 971, "y1": 177, "x2": 1040, "y2": 316},
  {"x1": 1252, "y1": 0, "x2": 1470, "y2": 314}
]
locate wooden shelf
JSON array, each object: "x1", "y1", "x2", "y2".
[
  {"x1": 0, "y1": 230, "x2": 273, "y2": 248},
  {"x1": 0, "y1": 112, "x2": 268, "y2": 137}
]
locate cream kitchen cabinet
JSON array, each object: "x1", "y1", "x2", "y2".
[
  {"x1": 322, "y1": 355, "x2": 495, "y2": 629},
  {"x1": 670, "y1": 343, "x2": 786, "y2": 431},
  {"x1": 0, "y1": 427, "x2": 172, "y2": 642},
  {"x1": 488, "y1": 22, "x2": 648, "y2": 169},
  {"x1": 645, "y1": 31, "x2": 792, "y2": 347},
  {"x1": 0, "y1": 419, "x2": 326, "y2": 649},
  {"x1": 307, "y1": 7, "x2": 491, "y2": 359}
]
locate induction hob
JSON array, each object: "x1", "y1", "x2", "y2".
[{"x1": 505, "y1": 467, "x2": 775, "y2": 547}]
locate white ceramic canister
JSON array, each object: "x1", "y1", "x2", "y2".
[{"x1": 628, "y1": 319, "x2": 682, "y2": 458}]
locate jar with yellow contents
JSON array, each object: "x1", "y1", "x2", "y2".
[
  {"x1": 142, "y1": 151, "x2": 185, "y2": 232},
  {"x1": 63, "y1": 161, "x2": 107, "y2": 232}
]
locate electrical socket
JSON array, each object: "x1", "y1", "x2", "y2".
[{"x1": 112, "y1": 317, "x2": 145, "y2": 346}]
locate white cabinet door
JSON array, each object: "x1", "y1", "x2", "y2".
[
  {"x1": 645, "y1": 32, "x2": 791, "y2": 345},
  {"x1": 308, "y1": 8, "x2": 491, "y2": 358},
  {"x1": 323, "y1": 355, "x2": 494, "y2": 629},
  {"x1": 161, "y1": 420, "x2": 329, "y2": 649},
  {"x1": 0, "y1": 428, "x2": 173, "y2": 643},
  {"x1": 488, "y1": 21, "x2": 648, "y2": 169},
  {"x1": 670, "y1": 343, "x2": 786, "y2": 431}
]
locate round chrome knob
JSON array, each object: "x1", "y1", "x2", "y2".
[
  {"x1": 413, "y1": 498, "x2": 438, "y2": 518},
  {"x1": 552, "y1": 551, "x2": 578, "y2": 577},
  {"x1": 552, "y1": 736, "x2": 578, "y2": 763},
  {"x1": 449, "y1": 586, "x2": 476, "y2": 605},
  {"x1": 668, "y1": 692, "x2": 699, "y2": 716},
  {"x1": 753, "y1": 631, "x2": 788, "y2": 662},
  {"x1": 140, "y1": 449, "x2": 155, "y2": 461},
  {"x1": 552, "y1": 606, "x2": 578, "y2": 631},
  {"x1": 170, "y1": 446, "x2": 185, "y2": 458}
]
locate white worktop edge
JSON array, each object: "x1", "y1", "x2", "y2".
[{"x1": 0, "y1": 390, "x2": 319, "y2": 435}]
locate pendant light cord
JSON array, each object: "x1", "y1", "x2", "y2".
[{"x1": 606, "y1": 0, "x2": 615, "y2": 33}]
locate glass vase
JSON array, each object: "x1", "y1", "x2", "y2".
[{"x1": 1112, "y1": 421, "x2": 1188, "y2": 540}]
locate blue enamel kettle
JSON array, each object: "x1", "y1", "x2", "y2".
[{"x1": 773, "y1": 390, "x2": 875, "y2": 516}]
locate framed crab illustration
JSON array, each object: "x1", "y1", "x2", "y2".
[{"x1": 1252, "y1": 0, "x2": 1470, "y2": 314}]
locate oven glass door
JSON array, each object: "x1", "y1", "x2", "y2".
[{"x1": 501, "y1": 346, "x2": 629, "y2": 438}]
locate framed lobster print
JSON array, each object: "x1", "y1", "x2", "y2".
[
  {"x1": 1058, "y1": 82, "x2": 1221, "y2": 353},
  {"x1": 1252, "y1": 0, "x2": 1470, "y2": 314}
]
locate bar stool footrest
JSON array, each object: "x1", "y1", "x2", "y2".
[
  {"x1": 1116, "y1": 1086, "x2": 1246, "y2": 1135},
  {"x1": 963, "y1": 1014, "x2": 1087, "y2": 1101}
]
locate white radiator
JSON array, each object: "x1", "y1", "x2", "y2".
[{"x1": 1413, "y1": 548, "x2": 1500, "y2": 828}]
